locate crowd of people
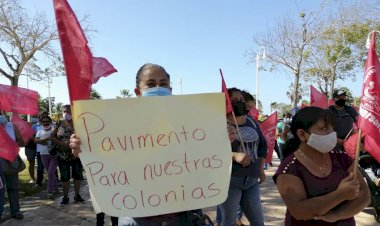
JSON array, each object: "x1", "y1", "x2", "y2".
[
  {"x1": 0, "y1": 105, "x2": 85, "y2": 222},
  {"x1": 0, "y1": 63, "x2": 374, "y2": 225}
]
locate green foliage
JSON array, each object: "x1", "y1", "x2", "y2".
[
  {"x1": 90, "y1": 88, "x2": 102, "y2": 100},
  {"x1": 117, "y1": 89, "x2": 133, "y2": 98},
  {"x1": 270, "y1": 102, "x2": 292, "y2": 116}
]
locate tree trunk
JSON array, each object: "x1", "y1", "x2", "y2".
[
  {"x1": 10, "y1": 72, "x2": 20, "y2": 86},
  {"x1": 293, "y1": 71, "x2": 300, "y2": 108},
  {"x1": 329, "y1": 66, "x2": 337, "y2": 99}
]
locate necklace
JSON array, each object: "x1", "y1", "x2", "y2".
[{"x1": 298, "y1": 149, "x2": 327, "y2": 176}]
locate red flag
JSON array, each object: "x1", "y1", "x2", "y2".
[
  {"x1": 11, "y1": 114, "x2": 35, "y2": 145},
  {"x1": 259, "y1": 112, "x2": 278, "y2": 164},
  {"x1": 92, "y1": 57, "x2": 117, "y2": 84},
  {"x1": 248, "y1": 108, "x2": 260, "y2": 121},
  {"x1": 220, "y1": 69, "x2": 233, "y2": 114},
  {"x1": 53, "y1": 0, "x2": 117, "y2": 102},
  {"x1": 358, "y1": 32, "x2": 380, "y2": 163},
  {"x1": 328, "y1": 99, "x2": 335, "y2": 106},
  {"x1": 310, "y1": 85, "x2": 328, "y2": 109},
  {"x1": 0, "y1": 125, "x2": 19, "y2": 161},
  {"x1": 0, "y1": 84, "x2": 38, "y2": 115}
]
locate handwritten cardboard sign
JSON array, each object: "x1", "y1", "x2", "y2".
[{"x1": 73, "y1": 93, "x2": 232, "y2": 217}]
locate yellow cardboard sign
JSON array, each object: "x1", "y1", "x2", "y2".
[{"x1": 73, "y1": 93, "x2": 232, "y2": 217}]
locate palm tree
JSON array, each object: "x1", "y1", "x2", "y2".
[
  {"x1": 90, "y1": 88, "x2": 102, "y2": 100},
  {"x1": 117, "y1": 89, "x2": 133, "y2": 98}
]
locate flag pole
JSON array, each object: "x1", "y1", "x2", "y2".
[
  {"x1": 230, "y1": 111, "x2": 248, "y2": 154},
  {"x1": 353, "y1": 129, "x2": 362, "y2": 179}
]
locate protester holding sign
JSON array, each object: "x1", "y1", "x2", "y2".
[
  {"x1": 71, "y1": 63, "x2": 214, "y2": 226},
  {"x1": 217, "y1": 88, "x2": 267, "y2": 226},
  {"x1": 273, "y1": 107, "x2": 370, "y2": 225},
  {"x1": 0, "y1": 113, "x2": 24, "y2": 220}
]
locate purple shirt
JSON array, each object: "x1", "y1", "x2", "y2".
[{"x1": 273, "y1": 148, "x2": 355, "y2": 226}]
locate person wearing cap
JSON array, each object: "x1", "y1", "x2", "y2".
[{"x1": 328, "y1": 89, "x2": 358, "y2": 145}]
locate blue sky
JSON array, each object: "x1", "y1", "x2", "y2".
[{"x1": 0, "y1": 0, "x2": 362, "y2": 114}]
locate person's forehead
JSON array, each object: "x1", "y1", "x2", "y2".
[
  {"x1": 140, "y1": 68, "x2": 169, "y2": 82},
  {"x1": 231, "y1": 91, "x2": 243, "y2": 98}
]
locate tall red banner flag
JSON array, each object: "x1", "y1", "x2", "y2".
[
  {"x1": 220, "y1": 69, "x2": 233, "y2": 114},
  {"x1": 310, "y1": 85, "x2": 328, "y2": 109},
  {"x1": 259, "y1": 112, "x2": 278, "y2": 164},
  {"x1": 358, "y1": 32, "x2": 380, "y2": 163},
  {"x1": 0, "y1": 84, "x2": 38, "y2": 115},
  {"x1": 53, "y1": 0, "x2": 117, "y2": 102}
]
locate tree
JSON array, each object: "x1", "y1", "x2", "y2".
[
  {"x1": 304, "y1": 21, "x2": 380, "y2": 98},
  {"x1": 271, "y1": 103, "x2": 292, "y2": 117},
  {"x1": 0, "y1": 0, "x2": 63, "y2": 87},
  {"x1": 90, "y1": 88, "x2": 102, "y2": 100},
  {"x1": 250, "y1": 10, "x2": 324, "y2": 108},
  {"x1": 270, "y1": 102, "x2": 278, "y2": 113},
  {"x1": 117, "y1": 89, "x2": 133, "y2": 98},
  {"x1": 37, "y1": 95, "x2": 55, "y2": 113}
]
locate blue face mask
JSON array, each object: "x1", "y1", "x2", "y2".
[
  {"x1": 0, "y1": 115, "x2": 7, "y2": 125},
  {"x1": 142, "y1": 87, "x2": 172, "y2": 97}
]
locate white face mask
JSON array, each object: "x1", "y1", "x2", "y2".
[
  {"x1": 307, "y1": 131, "x2": 337, "y2": 153},
  {"x1": 63, "y1": 113, "x2": 72, "y2": 121}
]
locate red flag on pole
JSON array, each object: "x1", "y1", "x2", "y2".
[
  {"x1": 248, "y1": 108, "x2": 260, "y2": 121},
  {"x1": 220, "y1": 69, "x2": 233, "y2": 114},
  {"x1": 0, "y1": 84, "x2": 38, "y2": 115},
  {"x1": 358, "y1": 32, "x2": 380, "y2": 163},
  {"x1": 0, "y1": 125, "x2": 19, "y2": 161},
  {"x1": 53, "y1": 0, "x2": 117, "y2": 103},
  {"x1": 259, "y1": 112, "x2": 278, "y2": 164},
  {"x1": 310, "y1": 85, "x2": 328, "y2": 109},
  {"x1": 11, "y1": 114, "x2": 35, "y2": 145},
  {"x1": 92, "y1": 57, "x2": 117, "y2": 84}
]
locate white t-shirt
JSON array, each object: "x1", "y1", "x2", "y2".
[{"x1": 35, "y1": 127, "x2": 54, "y2": 155}]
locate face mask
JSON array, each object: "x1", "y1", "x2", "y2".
[
  {"x1": 142, "y1": 87, "x2": 172, "y2": 97},
  {"x1": 63, "y1": 113, "x2": 72, "y2": 121},
  {"x1": 0, "y1": 115, "x2": 6, "y2": 125},
  {"x1": 283, "y1": 118, "x2": 291, "y2": 124},
  {"x1": 232, "y1": 101, "x2": 248, "y2": 116},
  {"x1": 307, "y1": 131, "x2": 337, "y2": 153},
  {"x1": 335, "y1": 99, "x2": 346, "y2": 107}
]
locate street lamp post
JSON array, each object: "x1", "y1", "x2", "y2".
[{"x1": 255, "y1": 47, "x2": 266, "y2": 108}]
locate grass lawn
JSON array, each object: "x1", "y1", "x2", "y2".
[{"x1": 4, "y1": 161, "x2": 46, "y2": 203}]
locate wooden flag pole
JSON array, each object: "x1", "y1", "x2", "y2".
[
  {"x1": 353, "y1": 129, "x2": 362, "y2": 179},
  {"x1": 343, "y1": 127, "x2": 354, "y2": 141},
  {"x1": 230, "y1": 110, "x2": 248, "y2": 154}
]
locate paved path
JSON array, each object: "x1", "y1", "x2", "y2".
[{"x1": 4, "y1": 153, "x2": 378, "y2": 225}]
